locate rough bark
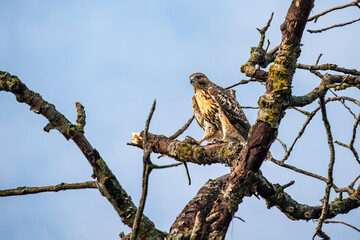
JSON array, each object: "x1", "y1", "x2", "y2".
[
  {"x1": 168, "y1": 171, "x2": 360, "y2": 239},
  {"x1": 256, "y1": 174, "x2": 360, "y2": 221},
  {"x1": 130, "y1": 132, "x2": 243, "y2": 166}
]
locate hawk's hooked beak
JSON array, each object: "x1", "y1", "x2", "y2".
[{"x1": 190, "y1": 77, "x2": 196, "y2": 84}]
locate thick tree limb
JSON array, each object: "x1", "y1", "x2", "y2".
[
  {"x1": 172, "y1": 1, "x2": 316, "y2": 238},
  {"x1": 255, "y1": 173, "x2": 360, "y2": 221},
  {"x1": 290, "y1": 74, "x2": 360, "y2": 107},
  {"x1": 130, "y1": 131, "x2": 243, "y2": 166},
  {"x1": 0, "y1": 181, "x2": 97, "y2": 197},
  {"x1": 168, "y1": 171, "x2": 360, "y2": 239},
  {"x1": 0, "y1": 71, "x2": 166, "y2": 239},
  {"x1": 169, "y1": 175, "x2": 228, "y2": 239},
  {"x1": 202, "y1": 1, "x2": 314, "y2": 238},
  {"x1": 131, "y1": 131, "x2": 358, "y2": 195}
]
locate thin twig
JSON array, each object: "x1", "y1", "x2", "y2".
[
  {"x1": 333, "y1": 113, "x2": 360, "y2": 164},
  {"x1": 169, "y1": 115, "x2": 195, "y2": 140},
  {"x1": 265, "y1": 39, "x2": 271, "y2": 52},
  {"x1": 257, "y1": 12, "x2": 274, "y2": 48},
  {"x1": 311, "y1": 70, "x2": 324, "y2": 79},
  {"x1": 152, "y1": 162, "x2": 183, "y2": 169},
  {"x1": 131, "y1": 100, "x2": 156, "y2": 240},
  {"x1": 330, "y1": 90, "x2": 359, "y2": 120},
  {"x1": 270, "y1": 158, "x2": 343, "y2": 193},
  {"x1": 323, "y1": 220, "x2": 360, "y2": 233},
  {"x1": 225, "y1": 78, "x2": 265, "y2": 90},
  {"x1": 276, "y1": 138, "x2": 288, "y2": 153},
  {"x1": 349, "y1": 114, "x2": 360, "y2": 164},
  {"x1": 0, "y1": 181, "x2": 97, "y2": 197},
  {"x1": 284, "y1": 96, "x2": 360, "y2": 162},
  {"x1": 143, "y1": 99, "x2": 156, "y2": 146},
  {"x1": 183, "y1": 162, "x2": 192, "y2": 185},
  {"x1": 281, "y1": 180, "x2": 295, "y2": 190},
  {"x1": 239, "y1": 105, "x2": 259, "y2": 109},
  {"x1": 313, "y1": 97, "x2": 336, "y2": 239},
  {"x1": 327, "y1": 96, "x2": 360, "y2": 110},
  {"x1": 289, "y1": 106, "x2": 310, "y2": 115},
  {"x1": 308, "y1": 17, "x2": 360, "y2": 33},
  {"x1": 233, "y1": 216, "x2": 246, "y2": 222},
  {"x1": 315, "y1": 53, "x2": 323, "y2": 66},
  {"x1": 268, "y1": 45, "x2": 280, "y2": 56},
  {"x1": 168, "y1": 115, "x2": 194, "y2": 184},
  {"x1": 308, "y1": 0, "x2": 360, "y2": 22},
  {"x1": 349, "y1": 174, "x2": 360, "y2": 189},
  {"x1": 334, "y1": 140, "x2": 348, "y2": 148},
  {"x1": 282, "y1": 105, "x2": 320, "y2": 162}
]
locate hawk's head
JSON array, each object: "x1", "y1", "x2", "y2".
[{"x1": 189, "y1": 73, "x2": 210, "y2": 89}]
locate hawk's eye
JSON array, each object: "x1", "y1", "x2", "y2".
[{"x1": 198, "y1": 78, "x2": 206, "y2": 85}]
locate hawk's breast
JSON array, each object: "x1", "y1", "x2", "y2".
[{"x1": 194, "y1": 89, "x2": 221, "y2": 127}]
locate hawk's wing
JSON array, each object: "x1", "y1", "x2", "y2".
[
  {"x1": 192, "y1": 96, "x2": 205, "y2": 130},
  {"x1": 208, "y1": 85, "x2": 251, "y2": 140}
]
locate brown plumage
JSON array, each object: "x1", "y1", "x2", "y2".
[{"x1": 190, "y1": 72, "x2": 251, "y2": 144}]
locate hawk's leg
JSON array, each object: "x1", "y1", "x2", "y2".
[
  {"x1": 186, "y1": 123, "x2": 221, "y2": 145},
  {"x1": 198, "y1": 123, "x2": 222, "y2": 145}
]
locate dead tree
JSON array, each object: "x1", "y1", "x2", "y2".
[{"x1": 1, "y1": 0, "x2": 359, "y2": 239}]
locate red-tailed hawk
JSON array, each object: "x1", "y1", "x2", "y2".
[{"x1": 190, "y1": 72, "x2": 251, "y2": 145}]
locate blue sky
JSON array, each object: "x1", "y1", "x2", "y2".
[{"x1": 1, "y1": 1, "x2": 359, "y2": 239}]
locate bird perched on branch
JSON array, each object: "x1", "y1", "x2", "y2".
[{"x1": 189, "y1": 72, "x2": 251, "y2": 145}]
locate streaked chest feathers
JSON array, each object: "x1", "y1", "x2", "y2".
[{"x1": 194, "y1": 89, "x2": 222, "y2": 128}]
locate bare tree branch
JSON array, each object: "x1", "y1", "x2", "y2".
[
  {"x1": 330, "y1": 90, "x2": 360, "y2": 121},
  {"x1": 131, "y1": 100, "x2": 157, "y2": 240},
  {"x1": 2, "y1": 0, "x2": 359, "y2": 238},
  {"x1": 313, "y1": 97, "x2": 336, "y2": 239},
  {"x1": 0, "y1": 71, "x2": 166, "y2": 239},
  {"x1": 169, "y1": 115, "x2": 194, "y2": 140},
  {"x1": 0, "y1": 181, "x2": 97, "y2": 197},
  {"x1": 225, "y1": 78, "x2": 265, "y2": 89},
  {"x1": 256, "y1": 173, "x2": 360, "y2": 221},
  {"x1": 257, "y1": 12, "x2": 274, "y2": 49},
  {"x1": 290, "y1": 74, "x2": 360, "y2": 107},
  {"x1": 335, "y1": 113, "x2": 360, "y2": 164},
  {"x1": 297, "y1": 63, "x2": 360, "y2": 76},
  {"x1": 349, "y1": 113, "x2": 360, "y2": 163},
  {"x1": 308, "y1": 17, "x2": 360, "y2": 33},
  {"x1": 284, "y1": 96, "x2": 359, "y2": 163},
  {"x1": 169, "y1": 170, "x2": 360, "y2": 240},
  {"x1": 308, "y1": 0, "x2": 360, "y2": 22},
  {"x1": 130, "y1": 131, "x2": 243, "y2": 166},
  {"x1": 132, "y1": 130, "x2": 358, "y2": 196},
  {"x1": 282, "y1": 105, "x2": 320, "y2": 162},
  {"x1": 323, "y1": 220, "x2": 360, "y2": 233}
]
